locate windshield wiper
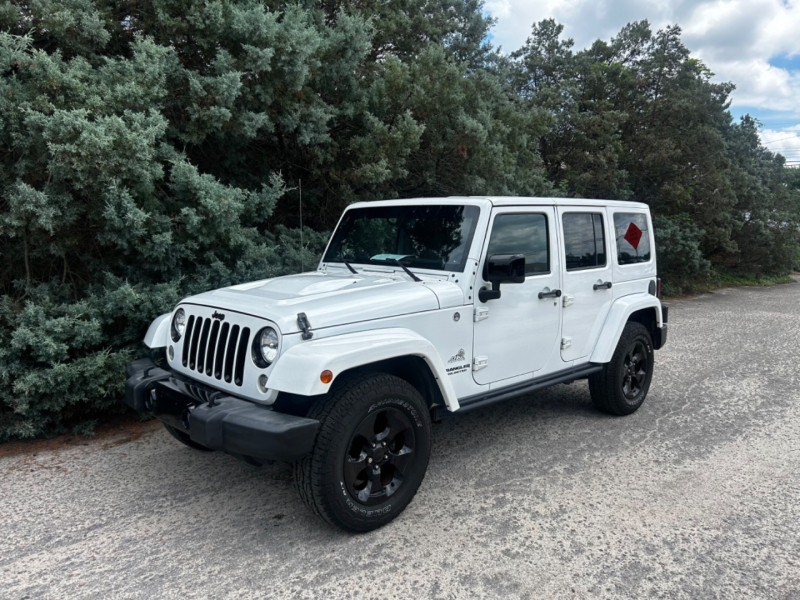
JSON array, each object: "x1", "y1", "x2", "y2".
[
  {"x1": 386, "y1": 258, "x2": 422, "y2": 283},
  {"x1": 335, "y1": 257, "x2": 358, "y2": 274}
]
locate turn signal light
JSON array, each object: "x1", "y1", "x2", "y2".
[{"x1": 320, "y1": 370, "x2": 333, "y2": 384}]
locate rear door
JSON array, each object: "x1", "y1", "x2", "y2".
[
  {"x1": 472, "y1": 206, "x2": 562, "y2": 385},
  {"x1": 558, "y1": 208, "x2": 614, "y2": 362}
]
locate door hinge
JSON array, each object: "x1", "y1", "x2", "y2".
[
  {"x1": 561, "y1": 337, "x2": 572, "y2": 350},
  {"x1": 474, "y1": 307, "x2": 489, "y2": 322},
  {"x1": 472, "y1": 355, "x2": 489, "y2": 371},
  {"x1": 562, "y1": 294, "x2": 574, "y2": 308}
]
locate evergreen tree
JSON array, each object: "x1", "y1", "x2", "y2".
[
  {"x1": 513, "y1": 19, "x2": 800, "y2": 284},
  {"x1": 0, "y1": 2, "x2": 797, "y2": 440}
]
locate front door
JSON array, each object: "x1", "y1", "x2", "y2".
[
  {"x1": 472, "y1": 207, "x2": 562, "y2": 385},
  {"x1": 558, "y1": 208, "x2": 614, "y2": 362}
]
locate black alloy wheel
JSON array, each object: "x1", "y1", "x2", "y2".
[
  {"x1": 344, "y1": 407, "x2": 416, "y2": 505},
  {"x1": 621, "y1": 340, "x2": 648, "y2": 403},
  {"x1": 294, "y1": 372, "x2": 432, "y2": 532},
  {"x1": 589, "y1": 321, "x2": 654, "y2": 416}
]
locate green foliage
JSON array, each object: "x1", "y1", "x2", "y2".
[
  {"x1": 711, "y1": 272, "x2": 795, "y2": 289},
  {"x1": 0, "y1": 0, "x2": 553, "y2": 440},
  {"x1": 0, "y1": 2, "x2": 797, "y2": 440},
  {"x1": 652, "y1": 215, "x2": 711, "y2": 294},
  {"x1": 513, "y1": 19, "x2": 800, "y2": 290}
]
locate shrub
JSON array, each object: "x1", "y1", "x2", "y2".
[{"x1": 653, "y1": 215, "x2": 712, "y2": 294}]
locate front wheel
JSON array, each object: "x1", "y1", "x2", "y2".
[
  {"x1": 589, "y1": 321, "x2": 654, "y2": 416},
  {"x1": 294, "y1": 372, "x2": 432, "y2": 532}
]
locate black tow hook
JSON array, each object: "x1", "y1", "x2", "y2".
[
  {"x1": 145, "y1": 389, "x2": 157, "y2": 412},
  {"x1": 181, "y1": 407, "x2": 192, "y2": 430}
]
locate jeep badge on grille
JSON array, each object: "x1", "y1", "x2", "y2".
[{"x1": 211, "y1": 311, "x2": 225, "y2": 320}]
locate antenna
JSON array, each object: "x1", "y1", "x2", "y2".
[{"x1": 299, "y1": 178, "x2": 304, "y2": 272}]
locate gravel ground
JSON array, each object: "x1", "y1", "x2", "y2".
[{"x1": 2, "y1": 281, "x2": 799, "y2": 599}]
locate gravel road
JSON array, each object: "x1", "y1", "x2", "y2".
[{"x1": 2, "y1": 281, "x2": 800, "y2": 599}]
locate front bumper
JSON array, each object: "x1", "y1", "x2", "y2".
[{"x1": 123, "y1": 358, "x2": 319, "y2": 462}]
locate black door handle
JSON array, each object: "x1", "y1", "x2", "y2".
[
  {"x1": 593, "y1": 281, "x2": 613, "y2": 290},
  {"x1": 538, "y1": 289, "x2": 562, "y2": 299}
]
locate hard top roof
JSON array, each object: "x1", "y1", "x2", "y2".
[{"x1": 348, "y1": 196, "x2": 650, "y2": 210}]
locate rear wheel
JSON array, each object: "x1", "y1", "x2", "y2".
[
  {"x1": 589, "y1": 321, "x2": 654, "y2": 416},
  {"x1": 294, "y1": 372, "x2": 432, "y2": 532}
]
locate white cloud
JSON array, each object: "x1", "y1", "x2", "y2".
[
  {"x1": 761, "y1": 129, "x2": 800, "y2": 162},
  {"x1": 485, "y1": 0, "x2": 800, "y2": 142}
]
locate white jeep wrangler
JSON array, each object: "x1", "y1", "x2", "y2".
[{"x1": 124, "y1": 197, "x2": 668, "y2": 531}]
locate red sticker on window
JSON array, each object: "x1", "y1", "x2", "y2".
[{"x1": 624, "y1": 222, "x2": 642, "y2": 249}]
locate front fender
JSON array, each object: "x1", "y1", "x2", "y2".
[
  {"x1": 590, "y1": 295, "x2": 664, "y2": 364},
  {"x1": 144, "y1": 313, "x2": 171, "y2": 349},
  {"x1": 267, "y1": 328, "x2": 460, "y2": 411}
]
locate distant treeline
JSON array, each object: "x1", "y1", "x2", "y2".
[{"x1": 1, "y1": 1, "x2": 798, "y2": 440}]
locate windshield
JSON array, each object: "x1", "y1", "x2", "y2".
[{"x1": 323, "y1": 204, "x2": 481, "y2": 272}]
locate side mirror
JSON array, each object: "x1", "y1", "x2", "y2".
[{"x1": 479, "y1": 254, "x2": 525, "y2": 302}]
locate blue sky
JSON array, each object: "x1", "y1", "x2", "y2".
[{"x1": 484, "y1": 0, "x2": 800, "y2": 166}]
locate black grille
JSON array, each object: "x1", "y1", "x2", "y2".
[{"x1": 181, "y1": 315, "x2": 250, "y2": 387}]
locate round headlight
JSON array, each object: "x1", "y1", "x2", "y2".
[
  {"x1": 171, "y1": 308, "x2": 186, "y2": 342},
  {"x1": 253, "y1": 327, "x2": 279, "y2": 367}
]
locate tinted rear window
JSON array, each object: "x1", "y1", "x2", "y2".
[
  {"x1": 613, "y1": 213, "x2": 651, "y2": 264},
  {"x1": 563, "y1": 213, "x2": 606, "y2": 271}
]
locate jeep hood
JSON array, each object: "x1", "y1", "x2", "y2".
[{"x1": 184, "y1": 271, "x2": 461, "y2": 334}]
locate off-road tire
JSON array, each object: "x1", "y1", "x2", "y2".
[
  {"x1": 589, "y1": 321, "x2": 654, "y2": 416},
  {"x1": 163, "y1": 423, "x2": 213, "y2": 451},
  {"x1": 294, "y1": 372, "x2": 432, "y2": 532}
]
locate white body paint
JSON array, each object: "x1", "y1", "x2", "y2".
[{"x1": 145, "y1": 197, "x2": 665, "y2": 411}]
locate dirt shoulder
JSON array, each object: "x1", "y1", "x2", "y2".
[{"x1": 0, "y1": 415, "x2": 160, "y2": 461}]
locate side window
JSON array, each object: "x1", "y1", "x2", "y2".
[
  {"x1": 613, "y1": 213, "x2": 651, "y2": 264},
  {"x1": 486, "y1": 213, "x2": 549, "y2": 274},
  {"x1": 563, "y1": 213, "x2": 606, "y2": 271}
]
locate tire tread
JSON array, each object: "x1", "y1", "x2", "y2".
[
  {"x1": 293, "y1": 372, "x2": 430, "y2": 531},
  {"x1": 589, "y1": 321, "x2": 653, "y2": 416}
]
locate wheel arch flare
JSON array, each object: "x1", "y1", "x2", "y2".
[{"x1": 267, "y1": 327, "x2": 460, "y2": 411}]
